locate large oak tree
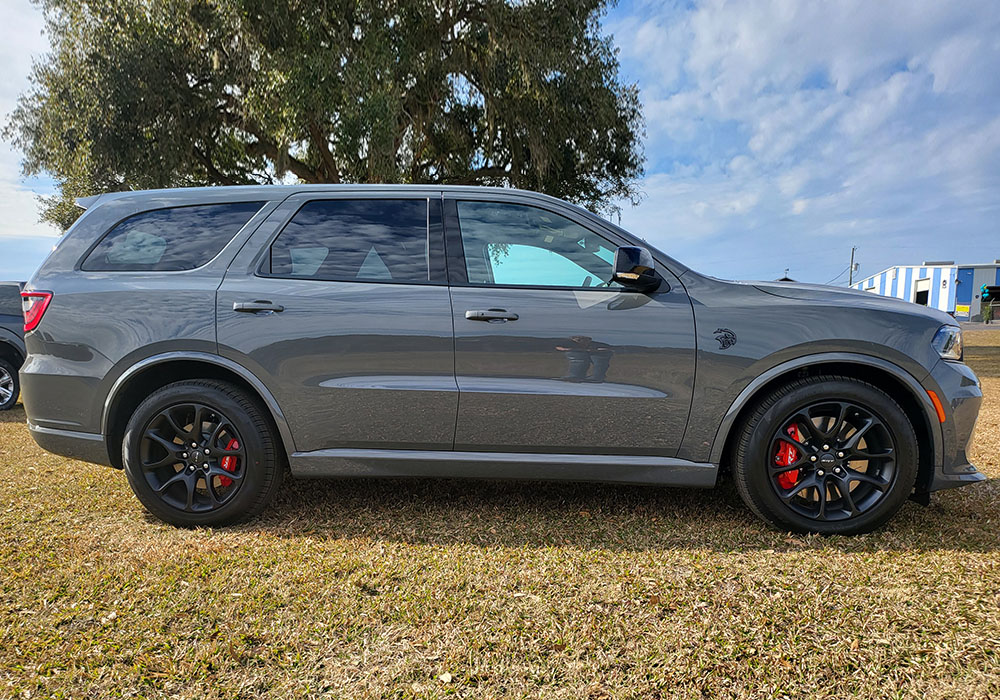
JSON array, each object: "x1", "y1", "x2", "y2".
[{"x1": 7, "y1": 0, "x2": 644, "y2": 229}]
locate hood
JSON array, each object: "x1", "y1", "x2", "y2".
[
  {"x1": 752, "y1": 280, "x2": 880, "y2": 301},
  {"x1": 748, "y1": 279, "x2": 956, "y2": 325}
]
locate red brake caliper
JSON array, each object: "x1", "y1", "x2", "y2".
[
  {"x1": 219, "y1": 438, "x2": 239, "y2": 487},
  {"x1": 775, "y1": 425, "x2": 803, "y2": 490}
]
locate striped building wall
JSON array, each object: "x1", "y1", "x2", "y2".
[{"x1": 851, "y1": 265, "x2": 958, "y2": 313}]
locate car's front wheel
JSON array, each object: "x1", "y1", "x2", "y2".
[
  {"x1": 733, "y1": 375, "x2": 918, "y2": 535},
  {"x1": 122, "y1": 379, "x2": 284, "y2": 527}
]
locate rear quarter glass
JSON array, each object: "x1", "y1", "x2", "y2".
[
  {"x1": 80, "y1": 201, "x2": 265, "y2": 272},
  {"x1": 0, "y1": 284, "x2": 23, "y2": 316}
]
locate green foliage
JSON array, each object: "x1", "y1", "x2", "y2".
[{"x1": 6, "y1": 0, "x2": 644, "y2": 230}]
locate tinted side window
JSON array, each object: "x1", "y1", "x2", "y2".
[
  {"x1": 0, "y1": 284, "x2": 22, "y2": 316},
  {"x1": 269, "y1": 199, "x2": 430, "y2": 283},
  {"x1": 82, "y1": 202, "x2": 264, "y2": 272},
  {"x1": 456, "y1": 201, "x2": 620, "y2": 288}
]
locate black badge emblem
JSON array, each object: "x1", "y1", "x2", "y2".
[{"x1": 714, "y1": 328, "x2": 737, "y2": 350}]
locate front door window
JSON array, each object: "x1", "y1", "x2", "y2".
[{"x1": 456, "y1": 201, "x2": 620, "y2": 288}]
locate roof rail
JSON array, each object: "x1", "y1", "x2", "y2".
[{"x1": 74, "y1": 194, "x2": 105, "y2": 210}]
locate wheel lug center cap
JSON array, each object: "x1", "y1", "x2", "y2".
[
  {"x1": 819, "y1": 453, "x2": 837, "y2": 467},
  {"x1": 190, "y1": 450, "x2": 203, "y2": 464}
]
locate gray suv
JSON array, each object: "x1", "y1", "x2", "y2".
[
  {"x1": 21, "y1": 186, "x2": 984, "y2": 534},
  {"x1": 0, "y1": 282, "x2": 26, "y2": 411}
]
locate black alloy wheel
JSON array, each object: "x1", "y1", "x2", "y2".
[
  {"x1": 768, "y1": 401, "x2": 896, "y2": 522},
  {"x1": 122, "y1": 380, "x2": 284, "y2": 527},
  {"x1": 139, "y1": 403, "x2": 247, "y2": 513},
  {"x1": 734, "y1": 375, "x2": 918, "y2": 535}
]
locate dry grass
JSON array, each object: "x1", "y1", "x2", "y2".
[
  {"x1": 964, "y1": 330, "x2": 1000, "y2": 378},
  {"x1": 964, "y1": 330, "x2": 1000, "y2": 348},
  {"x1": 2, "y1": 342, "x2": 1000, "y2": 698}
]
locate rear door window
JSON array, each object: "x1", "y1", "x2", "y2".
[
  {"x1": 81, "y1": 202, "x2": 264, "y2": 272},
  {"x1": 267, "y1": 199, "x2": 433, "y2": 283}
]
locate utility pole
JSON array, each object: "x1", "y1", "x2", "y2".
[{"x1": 848, "y1": 246, "x2": 857, "y2": 286}]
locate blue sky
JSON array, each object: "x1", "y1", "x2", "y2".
[{"x1": 1, "y1": 0, "x2": 999, "y2": 283}]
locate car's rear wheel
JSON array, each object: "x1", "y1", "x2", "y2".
[
  {"x1": 733, "y1": 375, "x2": 918, "y2": 535},
  {"x1": 122, "y1": 379, "x2": 284, "y2": 527},
  {"x1": 0, "y1": 357, "x2": 19, "y2": 411}
]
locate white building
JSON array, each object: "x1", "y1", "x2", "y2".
[{"x1": 851, "y1": 260, "x2": 1000, "y2": 320}]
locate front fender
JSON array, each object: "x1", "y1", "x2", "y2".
[{"x1": 705, "y1": 352, "x2": 942, "y2": 467}]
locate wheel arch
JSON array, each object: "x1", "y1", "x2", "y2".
[
  {"x1": 0, "y1": 339, "x2": 24, "y2": 369},
  {"x1": 711, "y1": 353, "x2": 941, "y2": 493},
  {"x1": 102, "y1": 352, "x2": 295, "y2": 469}
]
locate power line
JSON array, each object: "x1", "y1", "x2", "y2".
[{"x1": 825, "y1": 266, "x2": 851, "y2": 285}]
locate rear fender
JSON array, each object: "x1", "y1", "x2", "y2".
[{"x1": 102, "y1": 351, "x2": 296, "y2": 455}]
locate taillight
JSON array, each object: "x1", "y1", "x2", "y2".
[{"x1": 21, "y1": 291, "x2": 53, "y2": 332}]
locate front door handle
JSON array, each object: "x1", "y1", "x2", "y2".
[
  {"x1": 465, "y1": 308, "x2": 519, "y2": 322},
  {"x1": 234, "y1": 300, "x2": 284, "y2": 314}
]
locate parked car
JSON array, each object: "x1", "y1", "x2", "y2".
[
  {"x1": 20, "y1": 186, "x2": 984, "y2": 534},
  {"x1": 0, "y1": 281, "x2": 26, "y2": 411}
]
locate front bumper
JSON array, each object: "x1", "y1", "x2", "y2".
[{"x1": 925, "y1": 359, "x2": 986, "y2": 492}]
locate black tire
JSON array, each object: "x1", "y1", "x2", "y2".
[
  {"x1": 0, "y1": 357, "x2": 19, "y2": 411},
  {"x1": 733, "y1": 375, "x2": 918, "y2": 535},
  {"x1": 122, "y1": 379, "x2": 284, "y2": 527}
]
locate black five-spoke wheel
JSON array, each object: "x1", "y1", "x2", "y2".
[
  {"x1": 734, "y1": 375, "x2": 917, "y2": 535},
  {"x1": 769, "y1": 401, "x2": 895, "y2": 522},
  {"x1": 122, "y1": 379, "x2": 284, "y2": 527},
  {"x1": 140, "y1": 403, "x2": 246, "y2": 513}
]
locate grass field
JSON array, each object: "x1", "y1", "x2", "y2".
[{"x1": 2, "y1": 335, "x2": 999, "y2": 699}]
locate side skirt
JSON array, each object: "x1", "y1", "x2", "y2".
[{"x1": 288, "y1": 449, "x2": 719, "y2": 487}]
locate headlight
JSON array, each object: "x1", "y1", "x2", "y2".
[{"x1": 931, "y1": 325, "x2": 963, "y2": 360}]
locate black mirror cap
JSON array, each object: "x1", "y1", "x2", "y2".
[{"x1": 612, "y1": 246, "x2": 661, "y2": 293}]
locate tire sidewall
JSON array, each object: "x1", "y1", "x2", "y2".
[
  {"x1": 0, "y1": 358, "x2": 19, "y2": 411},
  {"x1": 743, "y1": 379, "x2": 918, "y2": 535},
  {"x1": 122, "y1": 382, "x2": 272, "y2": 526}
]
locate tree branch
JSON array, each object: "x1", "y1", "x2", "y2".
[
  {"x1": 308, "y1": 120, "x2": 340, "y2": 183},
  {"x1": 192, "y1": 146, "x2": 243, "y2": 186},
  {"x1": 284, "y1": 152, "x2": 322, "y2": 183},
  {"x1": 243, "y1": 138, "x2": 321, "y2": 182},
  {"x1": 220, "y1": 107, "x2": 322, "y2": 182},
  {"x1": 439, "y1": 166, "x2": 510, "y2": 185}
]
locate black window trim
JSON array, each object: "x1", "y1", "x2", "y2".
[
  {"x1": 256, "y1": 195, "x2": 449, "y2": 286},
  {"x1": 443, "y1": 197, "x2": 650, "y2": 292},
  {"x1": 76, "y1": 200, "x2": 268, "y2": 274}
]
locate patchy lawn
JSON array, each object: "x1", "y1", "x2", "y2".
[
  {"x1": 964, "y1": 330, "x2": 1000, "y2": 379},
  {"x1": 2, "y1": 343, "x2": 999, "y2": 699}
]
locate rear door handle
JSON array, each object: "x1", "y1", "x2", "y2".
[
  {"x1": 465, "y1": 308, "x2": 519, "y2": 322},
  {"x1": 233, "y1": 300, "x2": 284, "y2": 314}
]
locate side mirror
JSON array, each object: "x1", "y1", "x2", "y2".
[{"x1": 612, "y1": 246, "x2": 661, "y2": 293}]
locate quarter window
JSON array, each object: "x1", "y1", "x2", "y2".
[
  {"x1": 456, "y1": 201, "x2": 619, "y2": 288},
  {"x1": 269, "y1": 199, "x2": 430, "y2": 283},
  {"x1": 0, "y1": 285, "x2": 21, "y2": 316},
  {"x1": 82, "y1": 202, "x2": 264, "y2": 271}
]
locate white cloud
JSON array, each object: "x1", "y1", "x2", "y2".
[
  {"x1": 0, "y1": 0, "x2": 58, "y2": 250},
  {"x1": 1, "y1": 0, "x2": 999, "y2": 284},
  {"x1": 610, "y1": 0, "x2": 1000, "y2": 282}
]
